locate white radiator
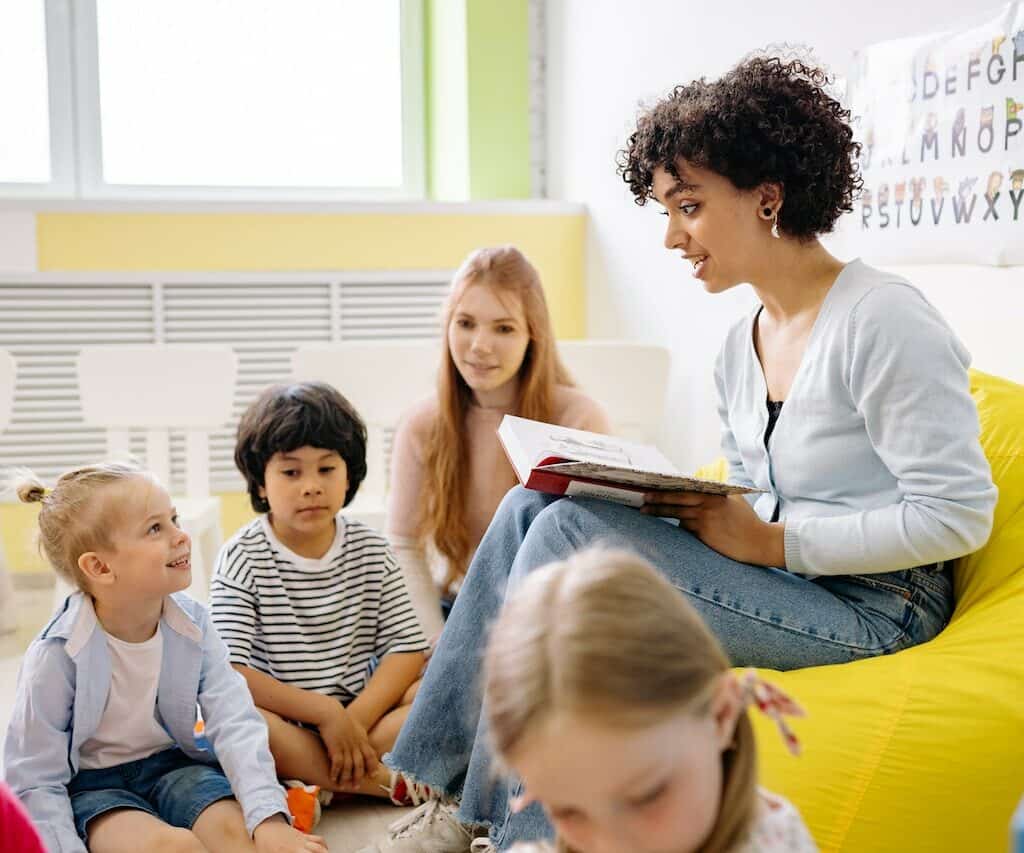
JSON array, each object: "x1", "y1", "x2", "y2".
[{"x1": 0, "y1": 271, "x2": 450, "y2": 493}]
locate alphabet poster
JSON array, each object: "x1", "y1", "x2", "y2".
[{"x1": 842, "y1": 1, "x2": 1024, "y2": 264}]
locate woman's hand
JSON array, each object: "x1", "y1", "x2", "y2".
[
  {"x1": 642, "y1": 492, "x2": 786, "y2": 567},
  {"x1": 315, "y1": 700, "x2": 379, "y2": 787},
  {"x1": 254, "y1": 816, "x2": 328, "y2": 852}
]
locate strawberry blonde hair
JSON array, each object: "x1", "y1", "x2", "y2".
[
  {"x1": 421, "y1": 246, "x2": 573, "y2": 587},
  {"x1": 485, "y1": 549, "x2": 759, "y2": 853}
]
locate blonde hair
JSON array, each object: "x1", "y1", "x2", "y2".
[
  {"x1": 422, "y1": 246, "x2": 573, "y2": 588},
  {"x1": 484, "y1": 549, "x2": 758, "y2": 853},
  {"x1": 12, "y1": 461, "x2": 148, "y2": 589}
]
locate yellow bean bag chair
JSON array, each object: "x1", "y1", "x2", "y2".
[{"x1": 709, "y1": 371, "x2": 1024, "y2": 852}]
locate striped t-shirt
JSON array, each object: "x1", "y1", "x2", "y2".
[{"x1": 210, "y1": 514, "x2": 429, "y2": 703}]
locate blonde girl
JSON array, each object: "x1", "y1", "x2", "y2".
[
  {"x1": 3, "y1": 463, "x2": 323, "y2": 853},
  {"x1": 386, "y1": 246, "x2": 609, "y2": 631},
  {"x1": 481, "y1": 549, "x2": 816, "y2": 853}
]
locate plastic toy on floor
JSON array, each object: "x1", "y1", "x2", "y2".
[{"x1": 284, "y1": 781, "x2": 328, "y2": 833}]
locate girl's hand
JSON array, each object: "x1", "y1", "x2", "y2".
[
  {"x1": 254, "y1": 816, "x2": 328, "y2": 852},
  {"x1": 642, "y1": 492, "x2": 785, "y2": 567},
  {"x1": 315, "y1": 701, "x2": 378, "y2": 787}
]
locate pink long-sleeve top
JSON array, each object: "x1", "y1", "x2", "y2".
[{"x1": 386, "y1": 385, "x2": 610, "y2": 595}]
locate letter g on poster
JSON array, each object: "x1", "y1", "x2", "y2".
[{"x1": 834, "y1": 1, "x2": 1024, "y2": 264}]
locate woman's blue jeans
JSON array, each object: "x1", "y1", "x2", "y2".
[{"x1": 384, "y1": 487, "x2": 952, "y2": 849}]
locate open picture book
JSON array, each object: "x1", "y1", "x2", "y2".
[{"x1": 497, "y1": 415, "x2": 762, "y2": 508}]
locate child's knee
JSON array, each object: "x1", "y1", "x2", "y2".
[
  {"x1": 400, "y1": 679, "x2": 421, "y2": 706},
  {"x1": 368, "y1": 726, "x2": 391, "y2": 756},
  {"x1": 193, "y1": 799, "x2": 250, "y2": 846},
  {"x1": 257, "y1": 707, "x2": 285, "y2": 735},
  {"x1": 162, "y1": 827, "x2": 208, "y2": 853}
]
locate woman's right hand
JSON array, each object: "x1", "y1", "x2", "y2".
[{"x1": 315, "y1": 699, "x2": 378, "y2": 787}]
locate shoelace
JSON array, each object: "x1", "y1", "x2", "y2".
[
  {"x1": 383, "y1": 770, "x2": 433, "y2": 806},
  {"x1": 386, "y1": 798, "x2": 457, "y2": 840}
]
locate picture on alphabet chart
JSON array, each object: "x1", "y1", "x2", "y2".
[{"x1": 840, "y1": 1, "x2": 1024, "y2": 264}]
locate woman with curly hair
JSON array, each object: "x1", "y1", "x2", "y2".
[{"x1": 360, "y1": 55, "x2": 996, "y2": 853}]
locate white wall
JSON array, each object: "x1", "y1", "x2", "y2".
[
  {"x1": 546, "y1": 0, "x2": 1023, "y2": 469},
  {"x1": 0, "y1": 213, "x2": 36, "y2": 273}
]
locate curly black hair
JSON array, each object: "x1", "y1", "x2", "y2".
[
  {"x1": 616, "y1": 55, "x2": 862, "y2": 240},
  {"x1": 234, "y1": 381, "x2": 367, "y2": 513}
]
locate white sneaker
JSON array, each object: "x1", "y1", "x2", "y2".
[
  {"x1": 469, "y1": 839, "x2": 497, "y2": 852},
  {"x1": 357, "y1": 799, "x2": 476, "y2": 853}
]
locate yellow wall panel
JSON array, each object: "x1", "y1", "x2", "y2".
[{"x1": 36, "y1": 212, "x2": 586, "y2": 337}]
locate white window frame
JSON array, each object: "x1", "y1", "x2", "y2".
[
  {"x1": 0, "y1": 0, "x2": 76, "y2": 199},
  {"x1": 1, "y1": 0, "x2": 425, "y2": 202}
]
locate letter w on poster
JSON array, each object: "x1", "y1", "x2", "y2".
[{"x1": 841, "y1": 1, "x2": 1024, "y2": 264}]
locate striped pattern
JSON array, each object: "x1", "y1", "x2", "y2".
[{"x1": 209, "y1": 514, "x2": 428, "y2": 702}]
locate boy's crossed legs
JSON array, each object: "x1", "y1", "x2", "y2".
[{"x1": 259, "y1": 678, "x2": 421, "y2": 799}]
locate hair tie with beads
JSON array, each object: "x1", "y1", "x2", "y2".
[{"x1": 739, "y1": 669, "x2": 805, "y2": 756}]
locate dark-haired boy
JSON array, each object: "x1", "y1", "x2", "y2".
[{"x1": 210, "y1": 382, "x2": 429, "y2": 811}]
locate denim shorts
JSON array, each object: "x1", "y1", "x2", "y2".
[{"x1": 68, "y1": 747, "x2": 234, "y2": 841}]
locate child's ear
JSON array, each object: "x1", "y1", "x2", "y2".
[
  {"x1": 711, "y1": 674, "x2": 744, "y2": 752},
  {"x1": 78, "y1": 552, "x2": 115, "y2": 587}
]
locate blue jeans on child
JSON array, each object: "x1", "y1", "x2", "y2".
[
  {"x1": 68, "y1": 747, "x2": 235, "y2": 841},
  {"x1": 384, "y1": 487, "x2": 953, "y2": 849}
]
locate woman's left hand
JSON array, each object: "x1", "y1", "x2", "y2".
[{"x1": 641, "y1": 491, "x2": 786, "y2": 567}]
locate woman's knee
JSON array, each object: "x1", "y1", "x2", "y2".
[
  {"x1": 497, "y1": 485, "x2": 552, "y2": 521},
  {"x1": 529, "y1": 497, "x2": 598, "y2": 548}
]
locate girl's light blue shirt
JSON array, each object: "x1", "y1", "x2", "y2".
[
  {"x1": 715, "y1": 259, "x2": 997, "y2": 576},
  {"x1": 3, "y1": 591, "x2": 288, "y2": 852}
]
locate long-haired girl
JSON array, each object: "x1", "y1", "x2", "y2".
[{"x1": 387, "y1": 246, "x2": 609, "y2": 630}]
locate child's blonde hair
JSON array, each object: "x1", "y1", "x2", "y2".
[
  {"x1": 484, "y1": 548, "x2": 758, "y2": 853},
  {"x1": 12, "y1": 461, "x2": 148, "y2": 590}
]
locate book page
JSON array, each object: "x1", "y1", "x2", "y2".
[
  {"x1": 541, "y1": 432, "x2": 637, "y2": 467},
  {"x1": 500, "y1": 415, "x2": 678, "y2": 474},
  {"x1": 538, "y1": 461, "x2": 762, "y2": 496}
]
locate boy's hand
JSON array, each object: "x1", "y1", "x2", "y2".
[
  {"x1": 315, "y1": 699, "x2": 379, "y2": 787},
  {"x1": 254, "y1": 815, "x2": 328, "y2": 852}
]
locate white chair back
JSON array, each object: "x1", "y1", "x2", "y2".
[
  {"x1": 0, "y1": 349, "x2": 14, "y2": 433},
  {"x1": 291, "y1": 341, "x2": 440, "y2": 501},
  {"x1": 558, "y1": 340, "x2": 671, "y2": 444},
  {"x1": 76, "y1": 345, "x2": 238, "y2": 496}
]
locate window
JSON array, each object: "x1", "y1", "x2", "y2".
[
  {"x1": 0, "y1": 0, "x2": 424, "y2": 200},
  {"x1": 0, "y1": 0, "x2": 74, "y2": 196}
]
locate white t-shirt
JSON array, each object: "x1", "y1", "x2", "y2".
[
  {"x1": 78, "y1": 627, "x2": 174, "y2": 770},
  {"x1": 735, "y1": 788, "x2": 817, "y2": 852}
]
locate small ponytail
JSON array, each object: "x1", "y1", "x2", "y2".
[{"x1": 12, "y1": 469, "x2": 48, "y2": 504}]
